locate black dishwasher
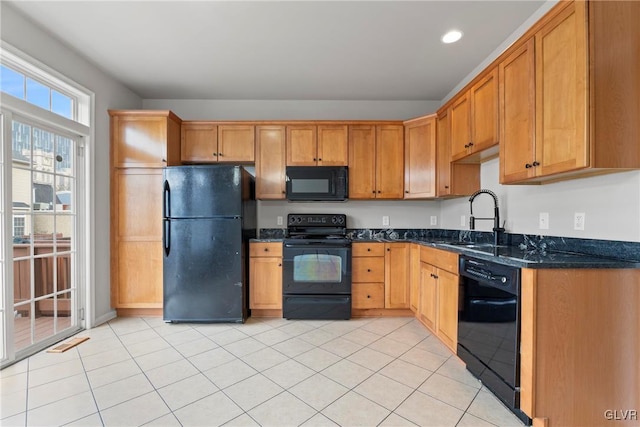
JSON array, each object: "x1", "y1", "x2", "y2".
[{"x1": 457, "y1": 256, "x2": 531, "y2": 425}]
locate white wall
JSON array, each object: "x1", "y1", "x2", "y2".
[
  {"x1": 1, "y1": 3, "x2": 143, "y2": 325},
  {"x1": 441, "y1": 158, "x2": 640, "y2": 242},
  {"x1": 142, "y1": 99, "x2": 440, "y2": 121},
  {"x1": 258, "y1": 200, "x2": 439, "y2": 230}
]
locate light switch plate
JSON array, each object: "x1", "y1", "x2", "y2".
[
  {"x1": 276, "y1": 216, "x2": 283, "y2": 226},
  {"x1": 382, "y1": 216, "x2": 390, "y2": 226},
  {"x1": 430, "y1": 216, "x2": 437, "y2": 226},
  {"x1": 574, "y1": 212, "x2": 585, "y2": 230},
  {"x1": 539, "y1": 212, "x2": 549, "y2": 230}
]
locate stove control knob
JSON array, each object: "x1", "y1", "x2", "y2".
[
  {"x1": 338, "y1": 216, "x2": 345, "y2": 224},
  {"x1": 297, "y1": 216, "x2": 303, "y2": 223},
  {"x1": 331, "y1": 216, "x2": 338, "y2": 224}
]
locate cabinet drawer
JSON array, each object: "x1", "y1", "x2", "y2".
[
  {"x1": 250, "y1": 242, "x2": 283, "y2": 257},
  {"x1": 352, "y1": 242, "x2": 385, "y2": 257},
  {"x1": 420, "y1": 246, "x2": 458, "y2": 274},
  {"x1": 352, "y1": 283, "x2": 385, "y2": 309},
  {"x1": 352, "y1": 257, "x2": 385, "y2": 282}
]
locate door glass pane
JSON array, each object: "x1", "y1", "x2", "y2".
[
  {"x1": 13, "y1": 300, "x2": 31, "y2": 352},
  {"x1": 32, "y1": 129, "x2": 55, "y2": 173},
  {"x1": 34, "y1": 296, "x2": 55, "y2": 343},
  {"x1": 293, "y1": 254, "x2": 342, "y2": 282},
  {"x1": 56, "y1": 291, "x2": 73, "y2": 331}
]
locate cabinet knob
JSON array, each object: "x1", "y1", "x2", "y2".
[
  {"x1": 444, "y1": 186, "x2": 449, "y2": 189},
  {"x1": 377, "y1": 191, "x2": 381, "y2": 194},
  {"x1": 213, "y1": 152, "x2": 218, "y2": 157},
  {"x1": 278, "y1": 263, "x2": 282, "y2": 267},
  {"x1": 162, "y1": 158, "x2": 167, "y2": 163},
  {"x1": 372, "y1": 191, "x2": 376, "y2": 194},
  {"x1": 282, "y1": 190, "x2": 286, "y2": 194},
  {"x1": 464, "y1": 144, "x2": 469, "y2": 148},
  {"x1": 367, "y1": 269, "x2": 371, "y2": 272},
  {"x1": 367, "y1": 248, "x2": 371, "y2": 251},
  {"x1": 387, "y1": 248, "x2": 390, "y2": 252},
  {"x1": 468, "y1": 142, "x2": 474, "y2": 147},
  {"x1": 532, "y1": 161, "x2": 540, "y2": 166},
  {"x1": 405, "y1": 191, "x2": 409, "y2": 193},
  {"x1": 367, "y1": 295, "x2": 371, "y2": 299},
  {"x1": 318, "y1": 158, "x2": 322, "y2": 161},
  {"x1": 434, "y1": 275, "x2": 439, "y2": 279},
  {"x1": 313, "y1": 158, "x2": 317, "y2": 161},
  {"x1": 525, "y1": 163, "x2": 532, "y2": 169},
  {"x1": 264, "y1": 248, "x2": 269, "y2": 252},
  {"x1": 218, "y1": 153, "x2": 223, "y2": 157}
]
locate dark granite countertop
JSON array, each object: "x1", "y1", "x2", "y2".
[{"x1": 256, "y1": 228, "x2": 640, "y2": 269}]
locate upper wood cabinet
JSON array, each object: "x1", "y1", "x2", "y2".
[
  {"x1": 450, "y1": 67, "x2": 499, "y2": 162},
  {"x1": 500, "y1": 0, "x2": 640, "y2": 183},
  {"x1": 436, "y1": 110, "x2": 480, "y2": 197},
  {"x1": 181, "y1": 122, "x2": 255, "y2": 163},
  {"x1": 286, "y1": 124, "x2": 348, "y2": 166},
  {"x1": 403, "y1": 115, "x2": 436, "y2": 199},
  {"x1": 349, "y1": 125, "x2": 404, "y2": 199},
  {"x1": 256, "y1": 125, "x2": 286, "y2": 199},
  {"x1": 110, "y1": 110, "x2": 181, "y2": 168}
]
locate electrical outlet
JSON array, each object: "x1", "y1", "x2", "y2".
[
  {"x1": 460, "y1": 215, "x2": 466, "y2": 227},
  {"x1": 574, "y1": 212, "x2": 585, "y2": 230},
  {"x1": 382, "y1": 216, "x2": 390, "y2": 226},
  {"x1": 430, "y1": 216, "x2": 437, "y2": 226},
  {"x1": 539, "y1": 212, "x2": 549, "y2": 230},
  {"x1": 276, "y1": 216, "x2": 283, "y2": 226}
]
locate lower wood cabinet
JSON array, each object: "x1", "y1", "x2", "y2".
[
  {"x1": 352, "y1": 243, "x2": 385, "y2": 309},
  {"x1": 249, "y1": 242, "x2": 282, "y2": 311},
  {"x1": 352, "y1": 242, "x2": 410, "y2": 311},
  {"x1": 417, "y1": 245, "x2": 459, "y2": 352},
  {"x1": 111, "y1": 168, "x2": 164, "y2": 312}
]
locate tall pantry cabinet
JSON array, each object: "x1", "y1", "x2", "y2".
[{"x1": 109, "y1": 110, "x2": 181, "y2": 315}]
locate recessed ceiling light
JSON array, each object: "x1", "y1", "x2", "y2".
[{"x1": 441, "y1": 30, "x2": 463, "y2": 44}]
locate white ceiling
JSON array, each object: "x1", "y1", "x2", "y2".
[{"x1": 7, "y1": 1, "x2": 546, "y2": 101}]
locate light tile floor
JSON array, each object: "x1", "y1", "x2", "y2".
[{"x1": 1, "y1": 316, "x2": 526, "y2": 427}]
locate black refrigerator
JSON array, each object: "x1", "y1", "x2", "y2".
[{"x1": 162, "y1": 165, "x2": 256, "y2": 323}]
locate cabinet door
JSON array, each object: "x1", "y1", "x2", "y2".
[
  {"x1": 449, "y1": 94, "x2": 471, "y2": 161},
  {"x1": 535, "y1": 1, "x2": 588, "y2": 177},
  {"x1": 385, "y1": 243, "x2": 410, "y2": 309},
  {"x1": 376, "y1": 125, "x2": 404, "y2": 199},
  {"x1": 112, "y1": 169, "x2": 163, "y2": 308},
  {"x1": 112, "y1": 114, "x2": 170, "y2": 167},
  {"x1": 352, "y1": 283, "x2": 385, "y2": 309},
  {"x1": 419, "y1": 262, "x2": 437, "y2": 331},
  {"x1": 409, "y1": 244, "x2": 420, "y2": 313},
  {"x1": 470, "y1": 67, "x2": 499, "y2": 153},
  {"x1": 348, "y1": 125, "x2": 376, "y2": 199},
  {"x1": 286, "y1": 125, "x2": 317, "y2": 166},
  {"x1": 181, "y1": 122, "x2": 218, "y2": 163},
  {"x1": 437, "y1": 269, "x2": 459, "y2": 352},
  {"x1": 317, "y1": 125, "x2": 348, "y2": 166},
  {"x1": 404, "y1": 116, "x2": 436, "y2": 199},
  {"x1": 218, "y1": 125, "x2": 255, "y2": 162},
  {"x1": 437, "y1": 111, "x2": 479, "y2": 197},
  {"x1": 249, "y1": 257, "x2": 282, "y2": 309},
  {"x1": 500, "y1": 38, "x2": 536, "y2": 184},
  {"x1": 256, "y1": 126, "x2": 286, "y2": 199}
]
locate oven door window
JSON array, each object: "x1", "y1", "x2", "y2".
[{"x1": 293, "y1": 253, "x2": 342, "y2": 283}]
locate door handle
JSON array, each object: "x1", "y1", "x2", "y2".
[
  {"x1": 163, "y1": 219, "x2": 171, "y2": 256},
  {"x1": 163, "y1": 180, "x2": 171, "y2": 218}
]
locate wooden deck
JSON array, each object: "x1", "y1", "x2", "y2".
[{"x1": 13, "y1": 315, "x2": 72, "y2": 351}]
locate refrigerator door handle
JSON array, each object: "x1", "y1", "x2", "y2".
[
  {"x1": 163, "y1": 180, "x2": 171, "y2": 219},
  {"x1": 163, "y1": 219, "x2": 171, "y2": 256}
]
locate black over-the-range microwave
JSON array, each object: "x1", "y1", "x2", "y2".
[{"x1": 285, "y1": 166, "x2": 348, "y2": 201}]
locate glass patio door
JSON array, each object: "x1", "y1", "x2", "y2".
[{"x1": 2, "y1": 116, "x2": 82, "y2": 362}]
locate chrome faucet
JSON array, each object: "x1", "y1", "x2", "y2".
[{"x1": 468, "y1": 189, "x2": 505, "y2": 246}]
